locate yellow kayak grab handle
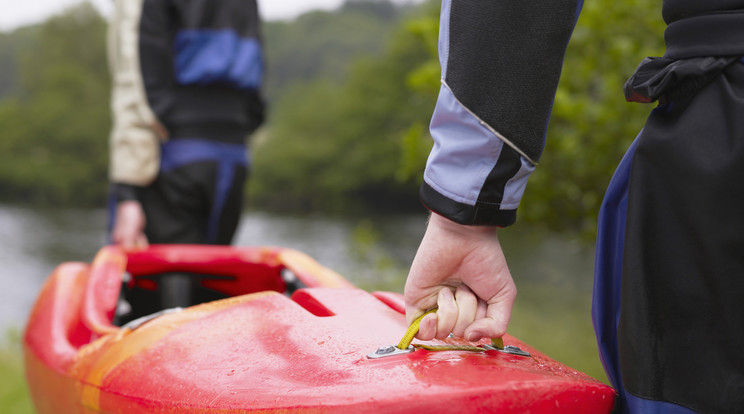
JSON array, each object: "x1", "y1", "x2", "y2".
[
  {"x1": 397, "y1": 308, "x2": 505, "y2": 351},
  {"x1": 397, "y1": 309, "x2": 436, "y2": 350},
  {"x1": 367, "y1": 308, "x2": 527, "y2": 359}
]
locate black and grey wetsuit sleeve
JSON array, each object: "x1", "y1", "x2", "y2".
[{"x1": 421, "y1": 0, "x2": 581, "y2": 226}]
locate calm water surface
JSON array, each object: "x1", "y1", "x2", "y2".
[
  {"x1": 0, "y1": 205, "x2": 426, "y2": 332},
  {"x1": 0, "y1": 204, "x2": 606, "y2": 381}
]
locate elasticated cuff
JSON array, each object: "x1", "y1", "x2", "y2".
[
  {"x1": 419, "y1": 182, "x2": 516, "y2": 227},
  {"x1": 112, "y1": 183, "x2": 145, "y2": 202}
]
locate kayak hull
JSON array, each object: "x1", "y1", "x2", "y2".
[{"x1": 24, "y1": 245, "x2": 616, "y2": 413}]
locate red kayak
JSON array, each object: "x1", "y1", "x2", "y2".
[{"x1": 24, "y1": 245, "x2": 616, "y2": 413}]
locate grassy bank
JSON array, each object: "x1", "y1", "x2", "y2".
[
  {"x1": 509, "y1": 282, "x2": 607, "y2": 383},
  {"x1": 1, "y1": 330, "x2": 34, "y2": 414}
]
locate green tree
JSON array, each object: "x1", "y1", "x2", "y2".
[
  {"x1": 522, "y1": 0, "x2": 666, "y2": 237},
  {"x1": 253, "y1": 0, "x2": 667, "y2": 235},
  {"x1": 0, "y1": 26, "x2": 36, "y2": 99},
  {"x1": 0, "y1": 3, "x2": 110, "y2": 206},
  {"x1": 251, "y1": 3, "x2": 440, "y2": 213},
  {"x1": 263, "y1": 0, "x2": 403, "y2": 103}
]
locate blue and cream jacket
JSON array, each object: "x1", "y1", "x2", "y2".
[{"x1": 108, "y1": 0, "x2": 265, "y2": 187}]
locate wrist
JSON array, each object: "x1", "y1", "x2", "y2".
[
  {"x1": 113, "y1": 183, "x2": 145, "y2": 202},
  {"x1": 428, "y1": 213, "x2": 499, "y2": 237}
]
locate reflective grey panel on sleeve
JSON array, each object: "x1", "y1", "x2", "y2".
[{"x1": 423, "y1": 83, "x2": 535, "y2": 226}]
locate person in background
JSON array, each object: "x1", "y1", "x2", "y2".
[
  {"x1": 108, "y1": 0, "x2": 265, "y2": 248},
  {"x1": 403, "y1": 1, "x2": 744, "y2": 413},
  {"x1": 107, "y1": 0, "x2": 265, "y2": 312}
]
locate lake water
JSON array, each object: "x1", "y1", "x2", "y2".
[
  {"x1": 0, "y1": 204, "x2": 427, "y2": 333},
  {"x1": 0, "y1": 203, "x2": 607, "y2": 381}
]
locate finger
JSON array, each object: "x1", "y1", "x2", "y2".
[
  {"x1": 134, "y1": 234, "x2": 149, "y2": 250},
  {"x1": 404, "y1": 291, "x2": 439, "y2": 326},
  {"x1": 464, "y1": 318, "x2": 502, "y2": 342},
  {"x1": 404, "y1": 292, "x2": 439, "y2": 340},
  {"x1": 403, "y1": 268, "x2": 441, "y2": 326},
  {"x1": 112, "y1": 230, "x2": 133, "y2": 249},
  {"x1": 416, "y1": 312, "x2": 438, "y2": 341},
  {"x1": 452, "y1": 285, "x2": 477, "y2": 338},
  {"x1": 464, "y1": 296, "x2": 514, "y2": 341},
  {"x1": 475, "y1": 299, "x2": 487, "y2": 320},
  {"x1": 434, "y1": 287, "x2": 458, "y2": 339}
]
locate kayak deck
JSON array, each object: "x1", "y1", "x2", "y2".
[{"x1": 24, "y1": 245, "x2": 616, "y2": 413}]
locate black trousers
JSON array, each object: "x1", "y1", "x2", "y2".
[
  {"x1": 141, "y1": 138, "x2": 248, "y2": 245},
  {"x1": 113, "y1": 138, "x2": 248, "y2": 322}
]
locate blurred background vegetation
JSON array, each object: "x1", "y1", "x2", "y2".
[
  {"x1": 0, "y1": 0, "x2": 665, "y2": 236},
  {"x1": 1, "y1": 0, "x2": 666, "y2": 411}
]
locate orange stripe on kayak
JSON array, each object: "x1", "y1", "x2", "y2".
[
  {"x1": 278, "y1": 250, "x2": 354, "y2": 289},
  {"x1": 77, "y1": 291, "x2": 279, "y2": 411}
]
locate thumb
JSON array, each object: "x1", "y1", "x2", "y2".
[{"x1": 463, "y1": 296, "x2": 513, "y2": 341}]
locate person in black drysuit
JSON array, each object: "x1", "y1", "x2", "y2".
[
  {"x1": 403, "y1": 1, "x2": 744, "y2": 412},
  {"x1": 108, "y1": 0, "x2": 265, "y2": 248},
  {"x1": 107, "y1": 0, "x2": 265, "y2": 314}
]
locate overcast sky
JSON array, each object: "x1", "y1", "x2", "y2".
[{"x1": 0, "y1": 0, "x2": 348, "y2": 32}]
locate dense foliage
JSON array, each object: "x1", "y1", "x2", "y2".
[
  {"x1": 0, "y1": 0, "x2": 666, "y2": 234},
  {"x1": 0, "y1": 4, "x2": 110, "y2": 205},
  {"x1": 252, "y1": 0, "x2": 666, "y2": 234},
  {"x1": 522, "y1": 0, "x2": 666, "y2": 236},
  {"x1": 262, "y1": 0, "x2": 404, "y2": 102},
  {"x1": 251, "y1": 2, "x2": 440, "y2": 213}
]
